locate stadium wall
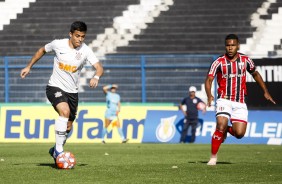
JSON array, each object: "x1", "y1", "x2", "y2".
[
  {"x1": 0, "y1": 103, "x2": 281, "y2": 145},
  {"x1": 1, "y1": 55, "x2": 281, "y2": 109}
]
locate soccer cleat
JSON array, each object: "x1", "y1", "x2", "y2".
[
  {"x1": 49, "y1": 146, "x2": 63, "y2": 163},
  {"x1": 122, "y1": 138, "x2": 129, "y2": 143},
  {"x1": 53, "y1": 149, "x2": 63, "y2": 159},
  {"x1": 49, "y1": 146, "x2": 56, "y2": 163},
  {"x1": 102, "y1": 140, "x2": 106, "y2": 144},
  {"x1": 207, "y1": 157, "x2": 217, "y2": 166}
]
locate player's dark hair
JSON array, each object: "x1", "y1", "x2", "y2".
[
  {"x1": 70, "y1": 21, "x2": 87, "y2": 33},
  {"x1": 225, "y1": 34, "x2": 239, "y2": 42}
]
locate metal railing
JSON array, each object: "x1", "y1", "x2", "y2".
[{"x1": 0, "y1": 54, "x2": 217, "y2": 103}]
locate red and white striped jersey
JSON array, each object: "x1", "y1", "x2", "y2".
[{"x1": 207, "y1": 53, "x2": 256, "y2": 103}]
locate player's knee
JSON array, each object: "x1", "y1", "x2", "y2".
[
  {"x1": 60, "y1": 110, "x2": 70, "y2": 118},
  {"x1": 234, "y1": 132, "x2": 245, "y2": 139},
  {"x1": 216, "y1": 126, "x2": 226, "y2": 132}
]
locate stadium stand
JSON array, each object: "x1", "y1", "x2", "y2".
[
  {"x1": 0, "y1": 0, "x2": 281, "y2": 103},
  {"x1": 114, "y1": 0, "x2": 266, "y2": 55},
  {"x1": 240, "y1": 0, "x2": 282, "y2": 58},
  {"x1": 0, "y1": 0, "x2": 139, "y2": 56},
  {"x1": 80, "y1": 55, "x2": 214, "y2": 103},
  {"x1": 0, "y1": 57, "x2": 4, "y2": 102},
  {"x1": 0, "y1": 0, "x2": 35, "y2": 30},
  {"x1": 265, "y1": 1, "x2": 282, "y2": 56},
  {"x1": 0, "y1": 0, "x2": 275, "y2": 56}
]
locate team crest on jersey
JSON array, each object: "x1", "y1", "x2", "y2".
[
  {"x1": 193, "y1": 99, "x2": 198, "y2": 104},
  {"x1": 75, "y1": 52, "x2": 82, "y2": 60},
  {"x1": 156, "y1": 115, "x2": 177, "y2": 142},
  {"x1": 238, "y1": 62, "x2": 244, "y2": 70}
]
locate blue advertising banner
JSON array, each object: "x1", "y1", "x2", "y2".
[{"x1": 143, "y1": 110, "x2": 282, "y2": 145}]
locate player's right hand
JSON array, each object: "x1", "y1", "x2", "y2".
[
  {"x1": 89, "y1": 78, "x2": 99, "y2": 88},
  {"x1": 20, "y1": 67, "x2": 30, "y2": 78},
  {"x1": 264, "y1": 92, "x2": 276, "y2": 104}
]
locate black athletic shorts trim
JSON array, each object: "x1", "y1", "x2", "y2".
[
  {"x1": 216, "y1": 112, "x2": 231, "y2": 118},
  {"x1": 46, "y1": 85, "x2": 78, "y2": 121}
]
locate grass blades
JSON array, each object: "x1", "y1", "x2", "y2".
[{"x1": 0, "y1": 143, "x2": 281, "y2": 184}]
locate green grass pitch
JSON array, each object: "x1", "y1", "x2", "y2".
[{"x1": 0, "y1": 143, "x2": 281, "y2": 184}]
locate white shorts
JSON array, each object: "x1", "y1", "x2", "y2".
[{"x1": 216, "y1": 98, "x2": 248, "y2": 124}]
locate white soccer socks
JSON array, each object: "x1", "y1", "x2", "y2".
[{"x1": 55, "y1": 116, "x2": 68, "y2": 153}]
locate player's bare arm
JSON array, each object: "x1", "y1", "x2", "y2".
[
  {"x1": 205, "y1": 75, "x2": 215, "y2": 107},
  {"x1": 89, "y1": 62, "x2": 104, "y2": 88},
  {"x1": 252, "y1": 71, "x2": 276, "y2": 104},
  {"x1": 20, "y1": 46, "x2": 46, "y2": 78},
  {"x1": 102, "y1": 85, "x2": 110, "y2": 94}
]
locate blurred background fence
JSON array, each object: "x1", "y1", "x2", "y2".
[{"x1": 0, "y1": 54, "x2": 216, "y2": 104}]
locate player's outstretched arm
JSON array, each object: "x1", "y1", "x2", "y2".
[
  {"x1": 102, "y1": 85, "x2": 111, "y2": 94},
  {"x1": 20, "y1": 47, "x2": 46, "y2": 78},
  {"x1": 89, "y1": 62, "x2": 104, "y2": 88},
  {"x1": 252, "y1": 71, "x2": 276, "y2": 104},
  {"x1": 205, "y1": 76, "x2": 215, "y2": 107}
]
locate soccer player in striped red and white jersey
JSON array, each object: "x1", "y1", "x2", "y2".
[{"x1": 205, "y1": 34, "x2": 276, "y2": 165}]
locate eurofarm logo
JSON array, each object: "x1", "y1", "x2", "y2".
[
  {"x1": 156, "y1": 115, "x2": 177, "y2": 142},
  {"x1": 0, "y1": 105, "x2": 179, "y2": 143},
  {"x1": 0, "y1": 106, "x2": 148, "y2": 143}
]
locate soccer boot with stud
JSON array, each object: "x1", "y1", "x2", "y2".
[{"x1": 49, "y1": 146, "x2": 63, "y2": 164}]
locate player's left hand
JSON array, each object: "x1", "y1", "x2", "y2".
[
  {"x1": 264, "y1": 92, "x2": 276, "y2": 104},
  {"x1": 89, "y1": 78, "x2": 99, "y2": 88}
]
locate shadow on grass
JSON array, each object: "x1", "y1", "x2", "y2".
[
  {"x1": 37, "y1": 163, "x2": 57, "y2": 168},
  {"x1": 188, "y1": 161, "x2": 233, "y2": 165},
  {"x1": 37, "y1": 163, "x2": 88, "y2": 168}
]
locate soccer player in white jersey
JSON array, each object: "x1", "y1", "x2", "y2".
[
  {"x1": 205, "y1": 34, "x2": 276, "y2": 165},
  {"x1": 20, "y1": 21, "x2": 104, "y2": 164},
  {"x1": 101, "y1": 84, "x2": 129, "y2": 143}
]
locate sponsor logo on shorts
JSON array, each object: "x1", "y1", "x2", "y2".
[{"x1": 54, "y1": 91, "x2": 62, "y2": 98}]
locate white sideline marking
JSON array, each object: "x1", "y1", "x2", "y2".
[{"x1": 267, "y1": 138, "x2": 282, "y2": 145}]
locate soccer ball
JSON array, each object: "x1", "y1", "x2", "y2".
[{"x1": 56, "y1": 152, "x2": 76, "y2": 169}]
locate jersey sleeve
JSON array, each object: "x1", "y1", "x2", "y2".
[
  {"x1": 197, "y1": 97, "x2": 204, "y2": 104},
  {"x1": 207, "y1": 59, "x2": 221, "y2": 78},
  {"x1": 181, "y1": 98, "x2": 186, "y2": 105},
  {"x1": 86, "y1": 47, "x2": 99, "y2": 65},
  {"x1": 246, "y1": 57, "x2": 256, "y2": 74},
  {"x1": 44, "y1": 40, "x2": 56, "y2": 53}
]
